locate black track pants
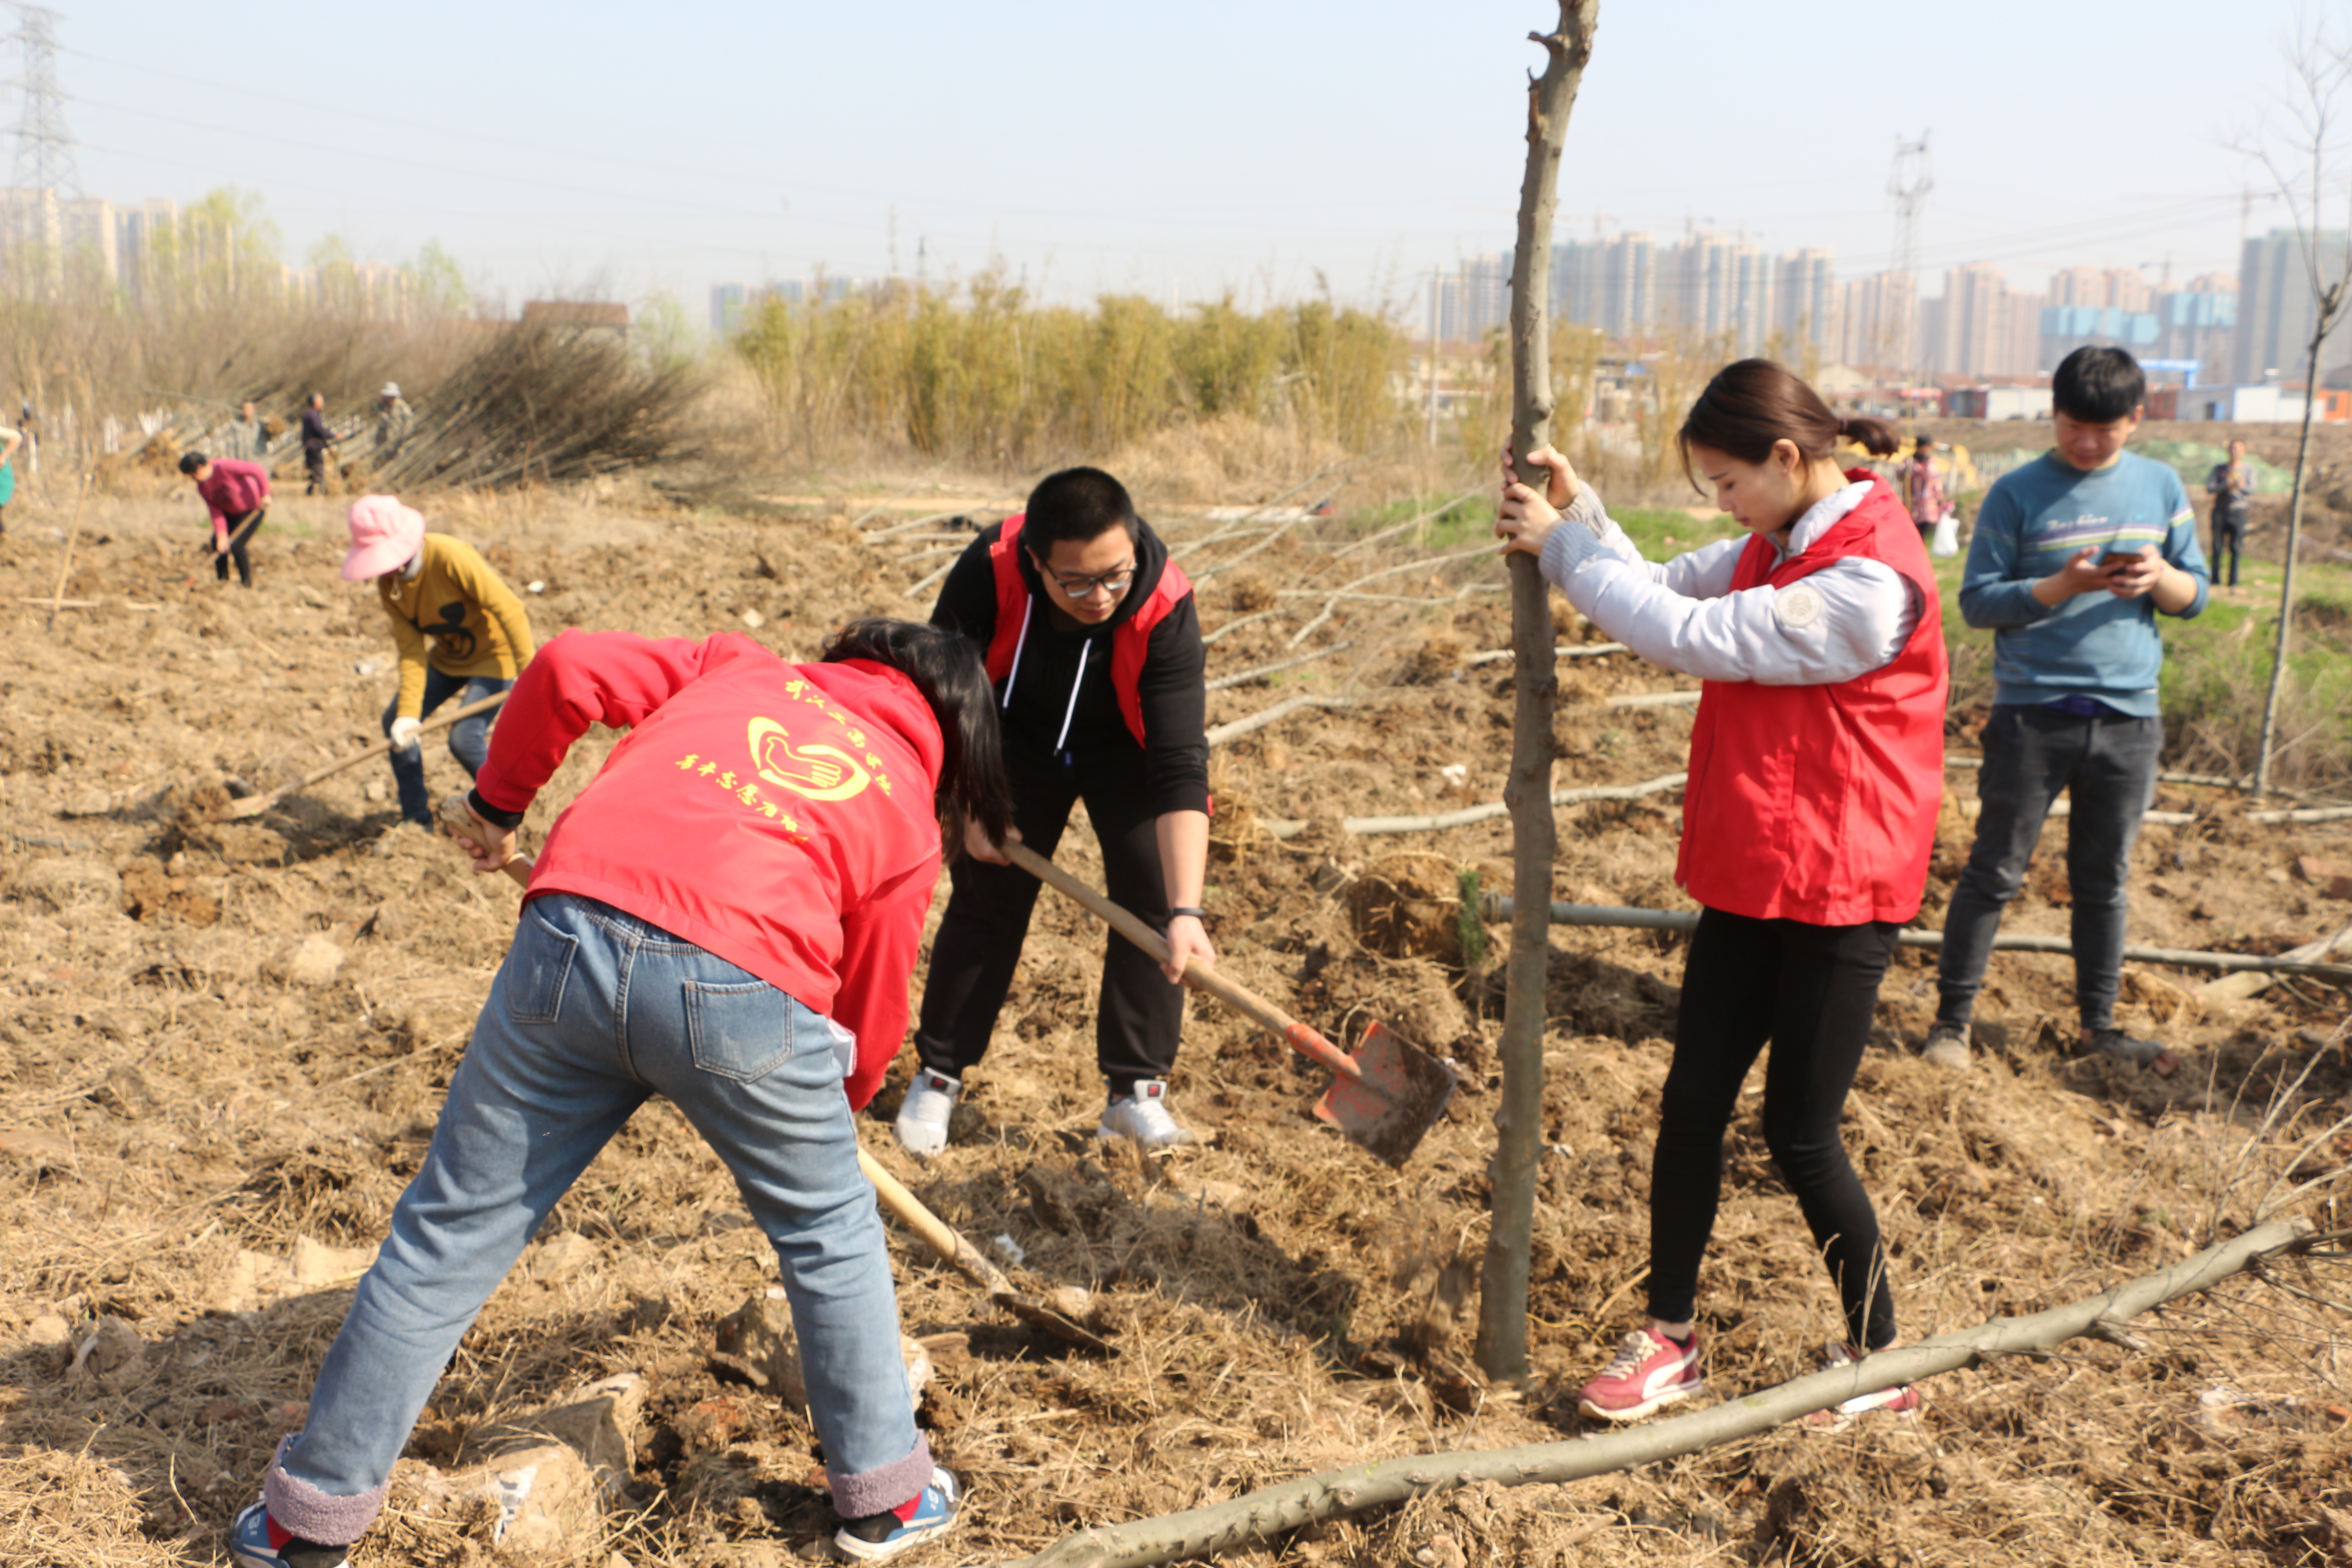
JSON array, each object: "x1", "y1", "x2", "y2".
[
  {"x1": 913, "y1": 746, "x2": 1182, "y2": 1095},
  {"x1": 1646, "y1": 906, "x2": 1901, "y2": 1352}
]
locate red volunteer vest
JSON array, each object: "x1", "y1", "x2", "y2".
[
  {"x1": 980, "y1": 514, "x2": 1193, "y2": 750},
  {"x1": 1676, "y1": 473, "x2": 1947, "y2": 925}
]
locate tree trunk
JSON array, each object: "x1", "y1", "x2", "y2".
[
  {"x1": 2251, "y1": 313, "x2": 2331, "y2": 797},
  {"x1": 1004, "y1": 1220, "x2": 2314, "y2": 1568},
  {"x1": 1476, "y1": 0, "x2": 1600, "y2": 1383}
]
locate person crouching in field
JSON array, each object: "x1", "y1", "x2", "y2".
[
  {"x1": 898, "y1": 467, "x2": 1215, "y2": 1155},
  {"x1": 229, "y1": 619, "x2": 1008, "y2": 1568},
  {"x1": 1496, "y1": 359, "x2": 1947, "y2": 1428},
  {"x1": 179, "y1": 450, "x2": 270, "y2": 588},
  {"x1": 340, "y1": 496, "x2": 536, "y2": 832}
]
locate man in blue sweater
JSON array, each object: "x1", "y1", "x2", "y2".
[{"x1": 1923, "y1": 347, "x2": 2209, "y2": 1071}]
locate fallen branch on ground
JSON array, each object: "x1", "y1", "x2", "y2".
[
  {"x1": 1201, "y1": 607, "x2": 1284, "y2": 647},
  {"x1": 1286, "y1": 543, "x2": 1500, "y2": 649},
  {"x1": 1954, "y1": 797, "x2": 2196, "y2": 826},
  {"x1": 1172, "y1": 463, "x2": 1359, "y2": 562},
  {"x1": 1204, "y1": 642, "x2": 1354, "y2": 693},
  {"x1": 1251, "y1": 773, "x2": 1686, "y2": 840},
  {"x1": 2198, "y1": 920, "x2": 2352, "y2": 1007},
  {"x1": 1330, "y1": 487, "x2": 1484, "y2": 559},
  {"x1": 1480, "y1": 898, "x2": 2352, "y2": 982},
  {"x1": 1205, "y1": 695, "x2": 1359, "y2": 747},
  {"x1": 1464, "y1": 643, "x2": 1627, "y2": 665},
  {"x1": 1597, "y1": 689, "x2": 1699, "y2": 710},
  {"x1": 1002, "y1": 1220, "x2": 2312, "y2": 1568}
]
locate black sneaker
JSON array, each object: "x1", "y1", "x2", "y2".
[
  {"x1": 2080, "y1": 1028, "x2": 2175, "y2": 1072},
  {"x1": 1918, "y1": 1023, "x2": 1970, "y2": 1071},
  {"x1": 229, "y1": 1502, "x2": 347, "y2": 1568}
]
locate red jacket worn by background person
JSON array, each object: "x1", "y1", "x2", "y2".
[
  {"x1": 196, "y1": 458, "x2": 270, "y2": 543},
  {"x1": 471, "y1": 629, "x2": 946, "y2": 1110},
  {"x1": 1678, "y1": 474, "x2": 1947, "y2": 926},
  {"x1": 983, "y1": 512, "x2": 1192, "y2": 748}
]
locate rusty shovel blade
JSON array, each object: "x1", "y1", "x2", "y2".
[{"x1": 1311, "y1": 1021, "x2": 1459, "y2": 1167}]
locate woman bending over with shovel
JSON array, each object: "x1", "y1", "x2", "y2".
[
  {"x1": 1496, "y1": 359, "x2": 1946, "y2": 1429},
  {"x1": 231, "y1": 618, "x2": 1010, "y2": 1568}
]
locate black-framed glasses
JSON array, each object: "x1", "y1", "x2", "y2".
[{"x1": 1044, "y1": 560, "x2": 1136, "y2": 598}]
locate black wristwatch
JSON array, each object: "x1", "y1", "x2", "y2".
[{"x1": 1170, "y1": 906, "x2": 1207, "y2": 921}]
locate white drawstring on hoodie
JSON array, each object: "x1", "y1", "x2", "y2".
[{"x1": 997, "y1": 594, "x2": 1095, "y2": 756}]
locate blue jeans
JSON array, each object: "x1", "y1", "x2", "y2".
[
  {"x1": 382, "y1": 669, "x2": 512, "y2": 828},
  {"x1": 263, "y1": 893, "x2": 931, "y2": 1544},
  {"x1": 1935, "y1": 704, "x2": 2162, "y2": 1034}
]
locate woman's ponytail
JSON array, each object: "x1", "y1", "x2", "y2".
[
  {"x1": 1836, "y1": 414, "x2": 1901, "y2": 457},
  {"x1": 819, "y1": 618, "x2": 1013, "y2": 858}
]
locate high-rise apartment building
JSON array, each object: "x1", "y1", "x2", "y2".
[
  {"x1": 2233, "y1": 226, "x2": 2352, "y2": 383},
  {"x1": 1834, "y1": 271, "x2": 1916, "y2": 372},
  {"x1": 1777, "y1": 249, "x2": 1836, "y2": 359}
]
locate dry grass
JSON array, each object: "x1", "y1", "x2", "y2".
[{"x1": 2, "y1": 488, "x2": 2349, "y2": 1568}]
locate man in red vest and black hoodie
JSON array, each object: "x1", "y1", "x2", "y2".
[{"x1": 900, "y1": 466, "x2": 1214, "y2": 1155}]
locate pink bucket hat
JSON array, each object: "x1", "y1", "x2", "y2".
[{"x1": 340, "y1": 495, "x2": 427, "y2": 581}]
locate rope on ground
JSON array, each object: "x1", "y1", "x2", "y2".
[
  {"x1": 1001, "y1": 1222, "x2": 2312, "y2": 1568},
  {"x1": 1204, "y1": 641, "x2": 1354, "y2": 693}
]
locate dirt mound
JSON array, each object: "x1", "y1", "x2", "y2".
[{"x1": 0, "y1": 481, "x2": 2347, "y2": 1567}]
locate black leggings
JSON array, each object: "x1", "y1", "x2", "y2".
[
  {"x1": 216, "y1": 509, "x2": 260, "y2": 587},
  {"x1": 1647, "y1": 906, "x2": 1900, "y2": 1351},
  {"x1": 913, "y1": 744, "x2": 1181, "y2": 1095}
]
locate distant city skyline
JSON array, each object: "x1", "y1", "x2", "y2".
[{"x1": 4, "y1": 0, "x2": 2325, "y2": 322}]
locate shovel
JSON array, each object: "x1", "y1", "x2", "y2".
[
  {"x1": 858, "y1": 1147, "x2": 1110, "y2": 1353},
  {"x1": 219, "y1": 691, "x2": 509, "y2": 819},
  {"x1": 1004, "y1": 842, "x2": 1458, "y2": 1166},
  {"x1": 457, "y1": 832, "x2": 1112, "y2": 1352}
]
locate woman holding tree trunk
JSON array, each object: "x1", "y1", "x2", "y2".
[{"x1": 1495, "y1": 359, "x2": 1947, "y2": 1427}]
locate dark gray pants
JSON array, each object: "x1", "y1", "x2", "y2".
[{"x1": 1936, "y1": 703, "x2": 2161, "y2": 1034}]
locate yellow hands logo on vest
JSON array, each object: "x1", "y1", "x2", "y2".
[{"x1": 746, "y1": 717, "x2": 872, "y2": 801}]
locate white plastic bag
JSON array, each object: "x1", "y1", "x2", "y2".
[{"x1": 1930, "y1": 510, "x2": 1960, "y2": 559}]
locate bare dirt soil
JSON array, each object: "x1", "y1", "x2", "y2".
[{"x1": 3, "y1": 465, "x2": 2350, "y2": 1568}]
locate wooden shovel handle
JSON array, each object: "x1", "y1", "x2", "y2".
[
  {"x1": 240, "y1": 690, "x2": 511, "y2": 812},
  {"x1": 1003, "y1": 841, "x2": 1363, "y2": 1082}
]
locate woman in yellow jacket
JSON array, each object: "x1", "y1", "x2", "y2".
[{"x1": 341, "y1": 495, "x2": 536, "y2": 829}]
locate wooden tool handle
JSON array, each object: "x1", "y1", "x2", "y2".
[
  {"x1": 1003, "y1": 841, "x2": 1362, "y2": 1082},
  {"x1": 270, "y1": 690, "x2": 512, "y2": 800}
]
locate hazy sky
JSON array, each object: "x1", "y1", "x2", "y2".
[{"x1": 29, "y1": 0, "x2": 2335, "y2": 318}]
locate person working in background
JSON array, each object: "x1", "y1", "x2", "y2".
[
  {"x1": 224, "y1": 400, "x2": 270, "y2": 463},
  {"x1": 374, "y1": 382, "x2": 414, "y2": 463},
  {"x1": 899, "y1": 466, "x2": 1215, "y2": 1155},
  {"x1": 1903, "y1": 435, "x2": 1946, "y2": 542},
  {"x1": 2205, "y1": 438, "x2": 2253, "y2": 590},
  {"x1": 300, "y1": 392, "x2": 340, "y2": 495},
  {"x1": 179, "y1": 450, "x2": 270, "y2": 588},
  {"x1": 1921, "y1": 347, "x2": 2209, "y2": 1073},
  {"x1": 0, "y1": 421, "x2": 20, "y2": 536},
  {"x1": 340, "y1": 495, "x2": 536, "y2": 832}
]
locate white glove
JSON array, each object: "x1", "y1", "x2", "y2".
[{"x1": 390, "y1": 716, "x2": 424, "y2": 752}]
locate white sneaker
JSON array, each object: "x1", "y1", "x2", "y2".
[
  {"x1": 894, "y1": 1070, "x2": 961, "y2": 1158},
  {"x1": 1097, "y1": 1079, "x2": 1193, "y2": 1148}
]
